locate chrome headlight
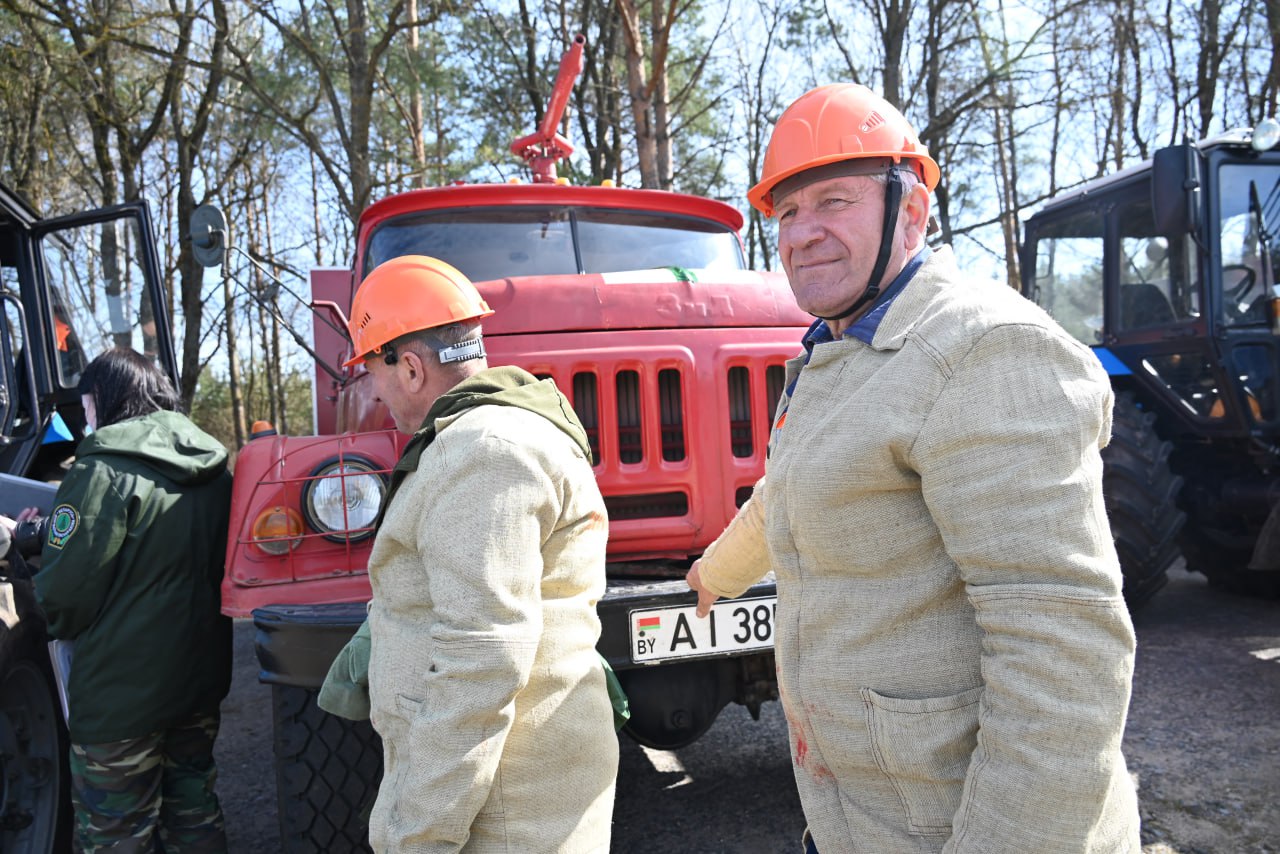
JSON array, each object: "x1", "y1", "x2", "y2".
[{"x1": 302, "y1": 458, "x2": 386, "y2": 542}]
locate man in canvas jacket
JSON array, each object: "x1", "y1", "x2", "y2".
[
  {"x1": 344, "y1": 255, "x2": 617, "y2": 854},
  {"x1": 687, "y1": 84, "x2": 1142, "y2": 852}
]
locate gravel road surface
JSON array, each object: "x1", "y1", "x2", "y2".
[{"x1": 215, "y1": 563, "x2": 1280, "y2": 852}]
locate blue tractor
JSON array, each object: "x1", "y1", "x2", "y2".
[{"x1": 1021, "y1": 122, "x2": 1280, "y2": 607}]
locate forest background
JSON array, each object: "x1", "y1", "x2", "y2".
[{"x1": 0, "y1": 0, "x2": 1275, "y2": 448}]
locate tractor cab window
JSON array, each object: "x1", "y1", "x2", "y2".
[
  {"x1": 1111, "y1": 189, "x2": 1216, "y2": 417},
  {"x1": 39, "y1": 216, "x2": 159, "y2": 388},
  {"x1": 1027, "y1": 207, "x2": 1105, "y2": 345},
  {"x1": 365, "y1": 206, "x2": 745, "y2": 281},
  {"x1": 1218, "y1": 163, "x2": 1280, "y2": 326},
  {"x1": 1115, "y1": 195, "x2": 1200, "y2": 332}
]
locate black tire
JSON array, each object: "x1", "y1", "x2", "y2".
[
  {"x1": 1101, "y1": 393, "x2": 1186, "y2": 610},
  {"x1": 272, "y1": 684, "x2": 382, "y2": 854},
  {"x1": 1200, "y1": 562, "x2": 1280, "y2": 597},
  {"x1": 0, "y1": 629, "x2": 72, "y2": 854},
  {"x1": 1177, "y1": 513, "x2": 1280, "y2": 598}
]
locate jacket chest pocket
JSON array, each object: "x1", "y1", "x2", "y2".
[{"x1": 862, "y1": 685, "x2": 983, "y2": 836}]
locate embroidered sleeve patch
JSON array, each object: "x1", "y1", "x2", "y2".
[{"x1": 47, "y1": 504, "x2": 79, "y2": 549}]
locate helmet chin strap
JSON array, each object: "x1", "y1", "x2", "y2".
[{"x1": 816, "y1": 167, "x2": 904, "y2": 323}]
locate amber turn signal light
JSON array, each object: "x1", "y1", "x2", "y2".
[{"x1": 251, "y1": 506, "x2": 304, "y2": 555}]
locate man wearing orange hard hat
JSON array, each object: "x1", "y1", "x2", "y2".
[
  {"x1": 344, "y1": 255, "x2": 617, "y2": 852},
  {"x1": 688, "y1": 85, "x2": 1140, "y2": 852}
]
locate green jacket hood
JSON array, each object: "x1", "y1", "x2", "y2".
[
  {"x1": 383, "y1": 366, "x2": 591, "y2": 516},
  {"x1": 77, "y1": 410, "x2": 228, "y2": 486},
  {"x1": 420, "y1": 365, "x2": 592, "y2": 458}
]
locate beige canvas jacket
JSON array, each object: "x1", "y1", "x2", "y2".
[
  {"x1": 699, "y1": 247, "x2": 1141, "y2": 852},
  {"x1": 367, "y1": 404, "x2": 617, "y2": 854}
]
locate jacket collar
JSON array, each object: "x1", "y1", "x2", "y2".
[
  {"x1": 801, "y1": 245, "x2": 934, "y2": 355},
  {"x1": 870, "y1": 244, "x2": 960, "y2": 352},
  {"x1": 380, "y1": 365, "x2": 591, "y2": 523}
]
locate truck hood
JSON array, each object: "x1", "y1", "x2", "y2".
[{"x1": 473, "y1": 268, "x2": 810, "y2": 335}]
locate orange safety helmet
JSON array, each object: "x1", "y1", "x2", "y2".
[
  {"x1": 748, "y1": 84, "x2": 940, "y2": 217},
  {"x1": 343, "y1": 255, "x2": 494, "y2": 368}
]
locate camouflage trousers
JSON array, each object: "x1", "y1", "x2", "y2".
[{"x1": 68, "y1": 710, "x2": 227, "y2": 854}]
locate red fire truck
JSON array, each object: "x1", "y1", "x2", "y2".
[{"x1": 198, "y1": 36, "x2": 810, "y2": 851}]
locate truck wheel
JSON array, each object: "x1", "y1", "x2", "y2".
[
  {"x1": 0, "y1": 649, "x2": 71, "y2": 854},
  {"x1": 1101, "y1": 393, "x2": 1186, "y2": 610},
  {"x1": 272, "y1": 684, "x2": 382, "y2": 853}
]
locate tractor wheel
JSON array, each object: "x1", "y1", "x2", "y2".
[
  {"x1": 0, "y1": 640, "x2": 71, "y2": 854},
  {"x1": 1177, "y1": 515, "x2": 1280, "y2": 598},
  {"x1": 1101, "y1": 393, "x2": 1185, "y2": 610},
  {"x1": 1204, "y1": 567, "x2": 1280, "y2": 598},
  {"x1": 272, "y1": 684, "x2": 382, "y2": 853}
]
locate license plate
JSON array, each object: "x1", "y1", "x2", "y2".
[{"x1": 629, "y1": 596, "x2": 777, "y2": 663}]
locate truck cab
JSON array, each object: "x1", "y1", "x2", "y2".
[
  {"x1": 1, "y1": 186, "x2": 176, "y2": 476},
  {"x1": 0, "y1": 182, "x2": 173, "y2": 854},
  {"x1": 202, "y1": 35, "x2": 813, "y2": 851},
  {"x1": 220, "y1": 176, "x2": 811, "y2": 852}
]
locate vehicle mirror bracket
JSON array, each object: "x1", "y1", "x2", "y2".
[{"x1": 188, "y1": 205, "x2": 352, "y2": 384}]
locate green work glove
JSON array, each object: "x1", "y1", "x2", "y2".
[
  {"x1": 317, "y1": 618, "x2": 629, "y2": 733},
  {"x1": 600, "y1": 654, "x2": 630, "y2": 732},
  {"x1": 318, "y1": 619, "x2": 372, "y2": 721}
]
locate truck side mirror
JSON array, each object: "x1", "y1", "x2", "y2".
[
  {"x1": 1151, "y1": 142, "x2": 1201, "y2": 236},
  {"x1": 190, "y1": 204, "x2": 228, "y2": 268}
]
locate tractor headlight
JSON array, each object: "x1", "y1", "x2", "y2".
[
  {"x1": 1252, "y1": 117, "x2": 1280, "y2": 153},
  {"x1": 302, "y1": 458, "x2": 386, "y2": 542}
]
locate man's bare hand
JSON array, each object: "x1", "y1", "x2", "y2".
[{"x1": 685, "y1": 559, "x2": 721, "y2": 618}]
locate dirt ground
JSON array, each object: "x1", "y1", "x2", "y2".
[
  {"x1": 1124, "y1": 564, "x2": 1280, "y2": 853},
  {"x1": 213, "y1": 562, "x2": 1280, "y2": 852}
]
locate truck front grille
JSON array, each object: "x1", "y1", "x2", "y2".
[
  {"x1": 604, "y1": 491, "x2": 690, "y2": 520},
  {"x1": 615, "y1": 370, "x2": 642, "y2": 463},
  {"x1": 765, "y1": 365, "x2": 785, "y2": 428},
  {"x1": 558, "y1": 360, "x2": 785, "y2": 521},
  {"x1": 658, "y1": 368, "x2": 685, "y2": 461},
  {"x1": 573, "y1": 373, "x2": 601, "y2": 463},
  {"x1": 728, "y1": 366, "x2": 753, "y2": 457}
]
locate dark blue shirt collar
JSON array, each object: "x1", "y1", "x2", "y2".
[{"x1": 802, "y1": 246, "x2": 932, "y2": 353}]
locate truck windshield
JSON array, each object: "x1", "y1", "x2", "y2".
[
  {"x1": 364, "y1": 206, "x2": 745, "y2": 281},
  {"x1": 1219, "y1": 162, "x2": 1280, "y2": 325}
]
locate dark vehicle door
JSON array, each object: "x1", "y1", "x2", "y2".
[
  {"x1": 0, "y1": 199, "x2": 174, "y2": 477},
  {"x1": 31, "y1": 202, "x2": 177, "y2": 391},
  {"x1": 1101, "y1": 182, "x2": 1227, "y2": 436}
]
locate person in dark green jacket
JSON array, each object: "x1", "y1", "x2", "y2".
[{"x1": 4, "y1": 348, "x2": 233, "y2": 853}]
